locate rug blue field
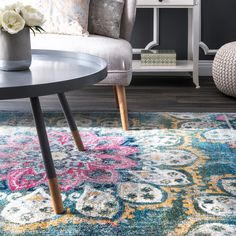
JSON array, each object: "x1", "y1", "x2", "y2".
[{"x1": 0, "y1": 112, "x2": 235, "y2": 235}]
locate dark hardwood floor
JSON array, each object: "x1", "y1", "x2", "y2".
[{"x1": 1, "y1": 76, "x2": 236, "y2": 112}]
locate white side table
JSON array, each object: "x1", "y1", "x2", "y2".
[{"x1": 133, "y1": 0, "x2": 201, "y2": 88}]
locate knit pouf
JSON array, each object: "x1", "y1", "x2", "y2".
[{"x1": 212, "y1": 42, "x2": 236, "y2": 97}]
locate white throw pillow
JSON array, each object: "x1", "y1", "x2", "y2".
[{"x1": 0, "y1": 0, "x2": 90, "y2": 36}]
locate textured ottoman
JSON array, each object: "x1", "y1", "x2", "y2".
[{"x1": 212, "y1": 42, "x2": 236, "y2": 97}]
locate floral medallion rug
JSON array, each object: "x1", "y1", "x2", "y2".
[{"x1": 0, "y1": 112, "x2": 236, "y2": 235}]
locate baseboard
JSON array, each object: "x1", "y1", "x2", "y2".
[{"x1": 199, "y1": 60, "x2": 213, "y2": 77}]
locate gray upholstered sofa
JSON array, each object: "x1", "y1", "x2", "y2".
[{"x1": 31, "y1": 0, "x2": 137, "y2": 131}]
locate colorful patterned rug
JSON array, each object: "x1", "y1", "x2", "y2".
[{"x1": 0, "y1": 112, "x2": 236, "y2": 235}]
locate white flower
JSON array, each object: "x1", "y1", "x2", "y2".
[
  {"x1": 21, "y1": 5, "x2": 44, "y2": 27},
  {"x1": 0, "y1": 3, "x2": 45, "y2": 34},
  {"x1": 1, "y1": 10, "x2": 25, "y2": 34}
]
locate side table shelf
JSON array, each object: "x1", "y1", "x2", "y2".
[
  {"x1": 137, "y1": 0, "x2": 196, "y2": 7},
  {"x1": 133, "y1": 60, "x2": 193, "y2": 73},
  {"x1": 133, "y1": 0, "x2": 201, "y2": 88}
]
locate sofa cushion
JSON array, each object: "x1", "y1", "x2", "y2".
[
  {"x1": 5, "y1": 0, "x2": 90, "y2": 36},
  {"x1": 31, "y1": 34, "x2": 132, "y2": 73},
  {"x1": 88, "y1": 0, "x2": 125, "y2": 39}
]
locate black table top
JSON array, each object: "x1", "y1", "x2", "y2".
[{"x1": 0, "y1": 50, "x2": 107, "y2": 100}]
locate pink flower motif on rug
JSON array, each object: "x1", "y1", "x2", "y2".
[{"x1": 0, "y1": 128, "x2": 139, "y2": 191}]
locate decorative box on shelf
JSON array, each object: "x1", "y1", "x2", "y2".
[{"x1": 141, "y1": 50, "x2": 176, "y2": 66}]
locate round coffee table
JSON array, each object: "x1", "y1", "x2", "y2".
[{"x1": 0, "y1": 50, "x2": 107, "y2": 214}]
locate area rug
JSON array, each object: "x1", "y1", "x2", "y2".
[{"x1": 0, "y1": 112, "x2": 236, "y2": 235}]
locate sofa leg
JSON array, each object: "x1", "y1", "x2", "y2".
[
  {"x1": 115, "y1": 85, "x2": 129, "y2": 131},
  {"x1": 113, "y1": 86, "x2": 119, "y2": 109}
]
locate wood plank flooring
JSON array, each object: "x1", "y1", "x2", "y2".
[{"x1": 1, "y1": 76, "x2": 236, "y2": 112}]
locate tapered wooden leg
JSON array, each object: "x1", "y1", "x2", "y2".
[
  {"x1": 113, "y1": 86, "x2": 119, "y2": 109},
  {"x1": 115, "y1": 85, "x2": 129, "y2": 131},
  {"x1": 30, "y1": 97, "x2": 64, "y2": 214},
  {"x1": 58, "y1": 93, "x2": 85, "y2": 151},
  {"x1": 48, "y1": 177, "x2": 63, "y2": 213}
]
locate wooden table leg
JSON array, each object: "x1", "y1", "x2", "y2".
[
  {"x1": 58, "y1": 93, "x2": 85, "y2": 151},
  {"x1": 30, "y1": 97, "x2": 64, "y2": 214}
]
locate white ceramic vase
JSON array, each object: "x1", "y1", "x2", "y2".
[{"x1": 0, "y1": 27, "x2": 32, "y2": 71}]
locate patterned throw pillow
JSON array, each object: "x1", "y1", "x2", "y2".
[
  {"x1": 88, "y1": 0, "x2": 125, "y2": 39},
  {"x1": 1, "y1": 0, "x2": 90, "y2": 36},
  {"x1": 37, "y1": 0, "x2": 90, "y2": 35}
]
